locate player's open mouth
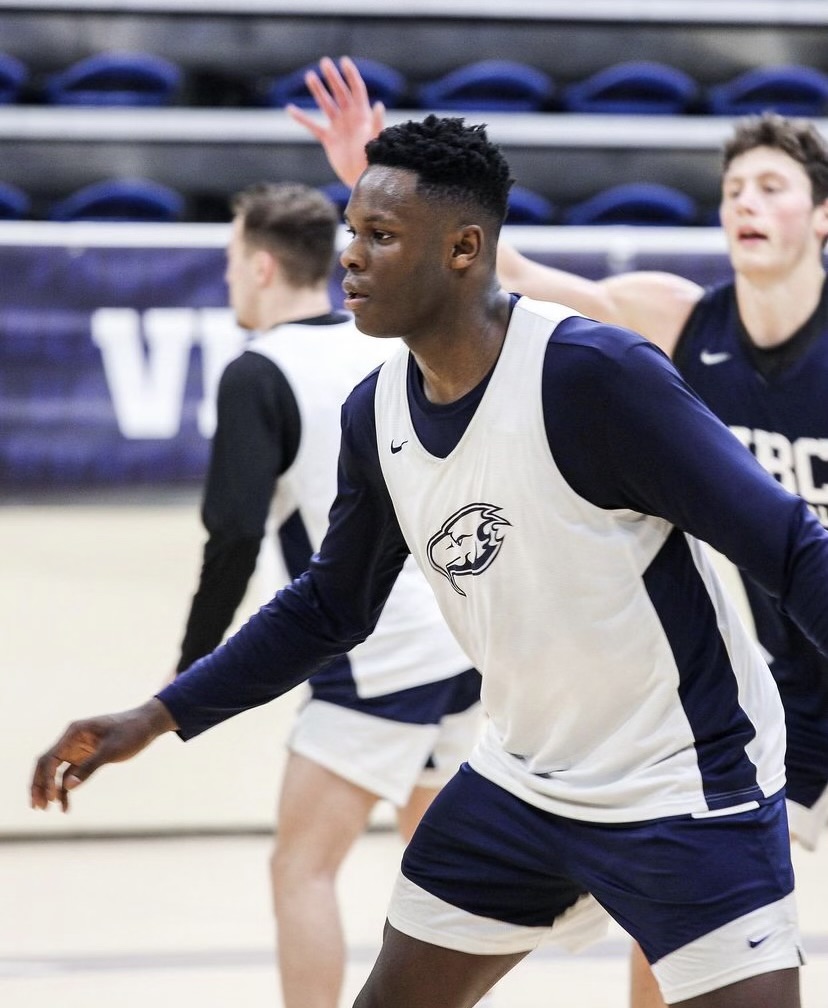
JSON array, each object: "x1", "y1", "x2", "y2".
[{"x1": 342, "y1": 283, "x2": 368, "y2": 308}]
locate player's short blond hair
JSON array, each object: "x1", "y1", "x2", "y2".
[{"x1": 231, "y1": 182, "x2": 339, "y2": 288}]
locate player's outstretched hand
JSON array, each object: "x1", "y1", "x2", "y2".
[
  {"x1": 30, "y1": 698, "x2": 177, "y2": 812},
  {"x1": 286, "y1": 55, "x2": 384, "y2": 188}
]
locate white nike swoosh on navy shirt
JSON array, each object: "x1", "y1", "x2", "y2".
[{"x1": 700, "y1": 350, "x2": 732, "y2": 365}]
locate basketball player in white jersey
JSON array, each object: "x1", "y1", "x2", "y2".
[
  {"x1": 174, "y1": 181, "x2": 481, "y2": 1008},
  {"x1": 32, "y1": 111, "x2": 828, "y2": 1008},
  {"x1": 286, "y1": 59, "x2": 828, "y2": 1007}
]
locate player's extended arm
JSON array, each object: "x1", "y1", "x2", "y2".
[
  {"x1": 286, "y1": 55, "x2": 383, "y2": 187},
  {"x1": 497, "y1": 243, "x2": 702, "y2": 357},
  {"x1": 30, "y1": 698, "x2": 177, "y2": 812}
]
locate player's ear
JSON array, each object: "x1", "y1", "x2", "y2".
[
  {"x1": 814, "y1": 197, "x2": 828, "y2": 246},
  {"x1": 254, "y1": 247, "x2": 277, "y2": 285},
  {"x1": 449, "y1": 225, "x2": 483, "y2": 271}
]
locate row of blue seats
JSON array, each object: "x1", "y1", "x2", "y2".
[
  {"x1": 2, "y1": 51, "x2": 828, "y2": 116},
  {"x1": 0, "y1": 177, "x2": 712, "y2": 227}
]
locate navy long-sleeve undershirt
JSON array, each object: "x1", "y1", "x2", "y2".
[{"x1": 158, "y1": 311, "x2": 828, "y2": 739}]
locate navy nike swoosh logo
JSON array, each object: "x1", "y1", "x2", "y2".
[
  {"x1": 748, "y1": 934, "x2": 772, "y2": 948},
  {"x1": 390, "y1": 440, "x2": 408, "y2": 454}
]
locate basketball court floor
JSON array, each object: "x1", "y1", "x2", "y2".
[
  {"x1": 1, "y1": 826, "x2": 827, "y2": 1007},
  {"x1": 3, "y1": 502, "x2": 828, "y2": 1007}
]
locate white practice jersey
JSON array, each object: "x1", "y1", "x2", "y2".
[
  {"x1": 248, "y1": 318, "x2": 472, "y2": 698},
  {"x1": 166, "y1": 297, "x2": 828, "y2": 822},
  {"x1": 374, "y1": 298, "x2": 785, "y2": 821}
]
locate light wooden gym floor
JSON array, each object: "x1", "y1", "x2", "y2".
[{"x1": 2, "y1": 498, "x2": 827, "y2": 1006}]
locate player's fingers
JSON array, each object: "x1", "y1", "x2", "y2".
[
  {"x1": 304, "y1": 71, "x2": 339, "y2": 120},
  {"x1": 30, "y1": 716, "x2": 113, "y2": 808},
  {"x1": 54, "y1": 728, "x2": 126, "y2": 811},
  {"x1": 285, "y1": 103, "x2": 325, "y2": 140},
  {"x1": 56, "y1": 757, "x2": 96, "y2": 812},
  {"x1": 371, "y1": 102, "x2": 386, "y2": 137},
  {"x1": 57, "y1": 767, "x2": 79, "y2": 812},
  {"x1": 30, "y1": 752, "x2": 63, "y2": 810},
  {"x1": 338, "y1": 55, "x2": 371, "y2": 106},
  {"x1": 318, "y1": 56, "x2": 353, "y2": 108},
  {"x1": 30, "y1": 722, "x2": 96, "y2": 809}
]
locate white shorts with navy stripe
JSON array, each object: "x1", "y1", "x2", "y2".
[{"x1": 389, "y1": 764, "x2": 804, "y2": 1003}]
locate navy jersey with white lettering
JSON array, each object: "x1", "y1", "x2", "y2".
[
  {"x1": 675, "y1": 280, "x2": 828, "y2": 807},
  {"x1": 158, "y1": 296, "x2": 828, "y2": 822}
]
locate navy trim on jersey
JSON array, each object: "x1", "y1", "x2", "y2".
[
  {"x1": 309, "y1": 665, "x2": 481, "y2": 724},
  {"x1": 645, "y1": 528, "x2": 760, "y2": 807}
]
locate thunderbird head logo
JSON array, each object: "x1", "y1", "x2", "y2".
[{"x1": 426, "y1": 503, "x2": 511, "y2": 597}]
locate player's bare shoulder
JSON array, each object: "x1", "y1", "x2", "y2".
[{"x1": 602, "y1": 271, "x2": 703, "y2": 358}]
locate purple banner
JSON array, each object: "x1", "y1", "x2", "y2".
[
  {"x1": 2, "y1": 245, "x2": 237, "y2": 489},
  {"x1": 0, "y1": 241, "x2": 733, "y2": 491}
]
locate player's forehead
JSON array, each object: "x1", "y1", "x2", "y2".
[
  {"x1": 723, "y1": 145, "x2": 809, "y2": 185},
  {"x1": 346, "y1": 165, "x2": 423, "y2": 221}
]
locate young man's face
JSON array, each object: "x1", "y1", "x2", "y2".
[
  {"x1": 340, "y1": 166, "x2": 461, "y2": 341},
  {"x1": 224, "y1": 215, "x2": 259, "y2": 330},
  {"x1": 719, "y1": 145, "x2": 828, "y2": 279}
]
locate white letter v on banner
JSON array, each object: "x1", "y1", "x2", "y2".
[{"x1": 91, "y1": 308, "x2": 195, "y2": 438}]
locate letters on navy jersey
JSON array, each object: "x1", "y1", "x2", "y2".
[
  {"x1": 729, "y1": 427, "x2": 828, "y2": 525},
  {"x1": 675, "y1": 282, "x2": 828, "y2": 529}
]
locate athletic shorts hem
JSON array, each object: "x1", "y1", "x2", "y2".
[
  {"x1": 656, "y1": 952, "x2": 804, "y2": 1004},
  {"x1": 387, "y1": 872, "x2": 609, "y2": 956},
  {"x1": 651, "y1": 892, "x2": 803, "y2": 1004}
]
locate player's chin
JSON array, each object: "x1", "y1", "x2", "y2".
[{"x1": 349, "y1": 306, "x2": 392, "y2": 338}]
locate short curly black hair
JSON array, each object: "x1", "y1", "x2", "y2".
[{"x1": 365, "y1": 114, "x2": 514, "y2": 224}]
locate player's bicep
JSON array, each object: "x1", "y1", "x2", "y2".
[{"x1": 601, "y1": 272, "x2": 701, "y2": 355}]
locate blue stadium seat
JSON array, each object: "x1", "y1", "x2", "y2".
[
  {"x1": 0, "y1": 181, "x2": 30, "y2": 219},
  {"x1": 564, "y1": 183, "x2": 698, "y2": 227},
  {"x1": 505, "y1": 186, "x2": 555, "y2": 225},
  {"x1": 49, "y1": 178, "x2": 184, "y2": 222},
  {"x1": 45, "y1": 52, "x2": 182, "y2": 107},
  {"x1": 707, "y1": 65, "x2": 828, "y2": 117},
  {"x1": 267, "y1": 59, "x2": 406, "y2": 109},
  {"x1": 0, "y1": 52, "x2": 27, "y2": 104},
  {"x1": 562, "y1": 61, "x2": 698, "y2": 115},
  {"x1": 418, "y1": 60, "x2": 553, "y2": 112}
]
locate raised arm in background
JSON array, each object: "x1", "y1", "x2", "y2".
[{"x1": 287, "y1": 56, "x2": 702, "y2": 357}]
